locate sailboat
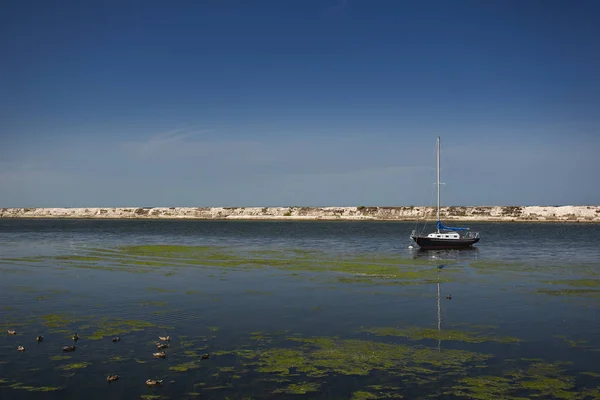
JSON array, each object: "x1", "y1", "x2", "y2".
[{"x1": 410, "y1": 136, "x2": 480, "y2": 250}]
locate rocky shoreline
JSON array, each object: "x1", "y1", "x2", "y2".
[{"x1": 1, "y1": 206, "x2": 599, "y2": 223}]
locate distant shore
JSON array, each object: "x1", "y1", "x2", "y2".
[{"x1": 1, "y1": 206, "x2": 599, "y2": 223}]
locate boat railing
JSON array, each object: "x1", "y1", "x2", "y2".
[{"x1": 462, "y1": 231, "x2": 480, "y2": 239}]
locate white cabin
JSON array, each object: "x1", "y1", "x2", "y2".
[{"x1": 427, "y1": 232, "x2": 460, "y2": 240}]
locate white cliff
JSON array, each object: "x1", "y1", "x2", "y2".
[{"x1": 1, "y1": 206, "x2": 599, "y2": 222}]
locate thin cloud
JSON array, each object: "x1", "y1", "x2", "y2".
[
  {"x1": 258, "y1": 164, "x2": 430, "y2": 180},
  {"x1": 135, "y1": 127, "x2": 216, "y2": 155},
  {"x1": 324, "y1": 0, "x2": 348, "y2": 15},
  {"x1": 0, "y1": 168, "x2": 71, "y2": 183}
]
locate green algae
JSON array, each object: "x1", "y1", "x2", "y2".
[
  {"x1": 206, "y1": 331, "x2": 600, "y2": 398},
  {"x1": 40, "y1": 314, "x2": 74, "y2": 328},
  {"x1": 169, "y1": 361, "x2": 200, "y2": 372},
  {"x1": 201, "y1": 385, "x2": 232, "y2": 391},
  {"x1": 581, "y1": 372, "x2": 600, "y2": 378},
  {"x1": 140, "y1": 301, "x2": 168, "y2": 307},
  {"x1": 49, "y1": 355, "x2": 71, "y2": 361},
  {"x1": 0, "y1": 256, "x2": 47, "y2": 263},
  {"x1": 546, "y1": 279, "x2": 600, "y2": 288},
  {"x1": 361, "y1": 326, "x2": 521, "y2": 344},
  {"x1": 140, "y1": 396, "x2": 168, "y2": 400},
  {"x1": 350, "y1": 387, "x2": 401, "y2": 399},
  {"x1": 539, "y1": 279, "x2": 600, "y2": 298},
  {"x1": 120, "y1": 244, "x2": 222, "y2": 255},
  {"x1": 554, "y1": 335, "x2": 591, "y2": 348},
  {"x1": 7, "y1": 383, "x2": 61, "y2": 392},
  {"x1": 446, "y1": 360, "x2": 599, "y2": 400},
  {"x1": 220, "y1": 335, "x2": 492, "y2": 378},
  {"x1": 55, "y1": 255, "x2": 107, "y2": 262},
  {"x1": 351, "y1": 391, "x2": 380, "y2": 399},
  {"x1": 87, "y1": 317, "x2": 160, "y2": 340},
  {"x1": 34, "y1": 244, "x2": 465, "y2": 284},
  {"x1": 146, "y1": 286, "x2": 176, "y2": 293},
  {"x1": 0, "y1": 266, "x2": 35, "y2": 274},
  {"x1": 273, "y1": 381, "x2": 321, "y2": 394},
  {"x1": 536, "y1": 288, "x2": 600, "y2": 298},
  {"x1": 57, "y1": 362, "x2": 91, "y2": 370}
]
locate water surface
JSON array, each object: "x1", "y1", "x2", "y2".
[{"x1": 1, "y1": 219, "x2": 599, "y2": 399}]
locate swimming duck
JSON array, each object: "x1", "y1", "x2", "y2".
[
  {"x1": 106, "y1": 374, "x2": 119, "y2": 382},
  {"x1": 7, "y1": 330, "x2": 16, "y2": 335},
  {"x1": 112, "y1": 337, "x2": 121, "y2": 342},
  {"x1": 145, "y1": 379, "x2": 163, "y2": 386},
  {"x1": 446, "y1": 294, "x2": 452, "y2": 300},
  {"x1": 36, "y1": 335, "x2": 44, "y2": 342},
  {"x1": 72, "y1": 333, "x2": 79, "y2": 341},
  {"x1": 158, "y1": 335, "x2": 170, "y2": 341},
  {"x1": 17, "y1": 345, "x2": 25, "y2": 351},
  {"x1": 156, "y1": 343, "x2": 169, "y2": 349},
  {"x1": 201, "y1": 353, "x2": 210, "y2": 360},
  {"x1": 63, "y1": 345, "x2": 76, "y2": 352},
  {"x1": 153, "y1": 351, "x2": 166, "y2": 358}
]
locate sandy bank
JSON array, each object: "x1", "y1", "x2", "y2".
[{"x1": 1, "y1": 206, "x2": 599, "y2": 222}]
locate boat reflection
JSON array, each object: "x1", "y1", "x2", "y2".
[
  {"x1": 436, "y1": 264, "x2": 443, "y2": 352},
  {"x1": 410, "y1": 246, "x2": 480, "y2": 262}
]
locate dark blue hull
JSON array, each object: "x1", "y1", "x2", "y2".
[{"x1": 411, "y1": 236, "x2": 479, "y2": 250}]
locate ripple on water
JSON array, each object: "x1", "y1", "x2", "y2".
[{"x1": 1, "y1": 220, "x2": 600, "y2": 399}]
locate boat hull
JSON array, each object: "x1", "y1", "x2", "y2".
[{"x1": 411, "y1": 236, "x2": 479, "y2": 250}]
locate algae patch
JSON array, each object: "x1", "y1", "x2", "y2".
[
  {"x1": 7, "y1": 383, "x2": 61, "y2": 392},
  {"x1": 219, "y1": 335, "x2": 492, "y2": 378},
  {"x1": 361, "y1": 326, "x2": 521, "y2": 344},
  {"x1": 446, "y1": 360, "x2": 599, "y2": 399},
  {"x1": 57, "y1": 362, "x2": 91, "y2": 370},
  {"x1": 49, "y1": 355, "x2": 71, "y2": 361},
  {"x1": 87, "y1": 317, "x2": 160, "y2": 340},
  {"x1": 42, "y1": 244, "x2": 465, "y2": 284},
  {"x1": 169, "y1": 361, "x2": 200, "y2": 372},
  {"x1": 146, "y1": 287, "x2": 176, "y2": 293},
  {"x1": 273, "y1": 381, "x2": 321, "y2": 394},
  {"x1": 545, "y1": 279, "x2": 600, "y2": 288},
  {"x1": 536, "y1": 288, "x2": 600, "y2": 298}
]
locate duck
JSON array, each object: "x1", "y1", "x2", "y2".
[
  {"x1": 17, "y1": 345, "x2": 25, "y2": 351},
  {"x1": 201, "y1": 353, "x2": 210, "y2": 360},
  {"x1": 446, "y1": 294, "x2": 452, "y2": 300},
  {"x1": 158, "y1": 335, "x2": 170, "y2": 341},
  {"x1": 153, "y1": 351, "x2": 166, "y2": 358},
  {"x1": 106, "y1": 374, "x2": 119, "y2": 382},
  {"x1": 36, "y1": 335, "x2": 44, "y2": 342},
  {"x1": 156, "y1": 343, "x2": 169, "y2": 349},
  {"x1": 72, "y1": 333, "x2": 79, "y2": 341},
  {"x1": 112, "y1": 337, "x2": 121, "y2": 342},
  {"x1": 145, "y1": 379, "x2": 163, "y2": 386},
  {"x1": 7, "y1": 330, "x2": 16, "y2": 335},
  {"x1": 63, "y1": 345, "x2": 76, "y2": 352}
]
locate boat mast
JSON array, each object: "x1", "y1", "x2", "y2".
[{"x1": 436, "y1": 136, "x2": 441, "y2": 232}]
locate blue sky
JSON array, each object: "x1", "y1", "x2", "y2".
[{"x1": 1, "y1": 0, "x2": 599, "y2": 207}]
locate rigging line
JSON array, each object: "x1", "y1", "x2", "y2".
[{"x1": 415, "y1": 139, "x2": 438, "y2": 236}]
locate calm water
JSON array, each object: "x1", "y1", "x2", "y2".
[{"x1": 1, "y1": 219, "x2": 599, "y2": 399}]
